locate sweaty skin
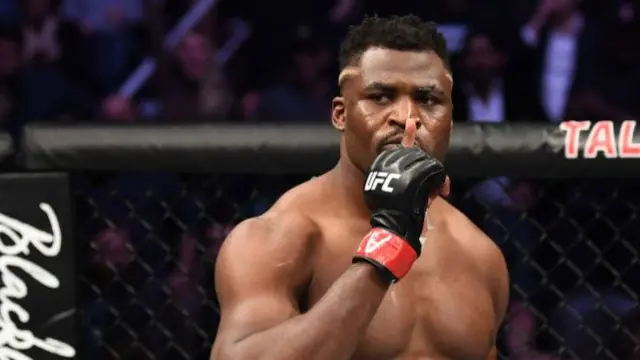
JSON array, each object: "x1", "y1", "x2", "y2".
[{"x1": 211, "y1": 48, "x2": 509, "y2": 360}]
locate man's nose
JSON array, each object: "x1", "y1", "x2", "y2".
[{"x1": 387, "y1": 98, "x2": 421, "y2": 129}]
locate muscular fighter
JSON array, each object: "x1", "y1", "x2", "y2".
[{"x1": 211, "y1": 15, "x2": 509, "y2": 360}]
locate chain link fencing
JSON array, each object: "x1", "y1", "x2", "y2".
[{"x1": 73, "y1": 172, "x2": 640, "y2": 360}]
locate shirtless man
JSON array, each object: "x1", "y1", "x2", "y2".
[{"x1": 211, "y1": 15, "x2": 509, "y2": 360}]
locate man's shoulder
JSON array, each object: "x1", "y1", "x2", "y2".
[
  {"x1": 220, "y1": 178, "x2": 326, "y2": 261},
  {"x1": 225, "y1": 210, "x2": 320, "y2": 254},
  {"x1": 439, "y1": 199, "x2": 504, "y2": 266},
  {"x1": 216, "y1": 209, "x2": 320, "y2": 288},
  {"x1": 438, "y1": 199, "x2": 509, "y2": 323},
  {"x1": 269, "y1": 175, "x2": 329, "y2": 215}
]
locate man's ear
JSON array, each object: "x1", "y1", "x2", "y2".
[{"x1": 331, "y1": 96, "x2": 346, "y2": 132}]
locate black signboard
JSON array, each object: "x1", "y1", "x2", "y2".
[{"x1": 0, "y1": 173, "x2": 76, "y2": 359}]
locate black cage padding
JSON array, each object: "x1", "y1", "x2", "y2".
[{"x1": 20, "y1": 122, "x2": 640, "y2": 177}]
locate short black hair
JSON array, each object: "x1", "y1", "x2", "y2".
[{"x1": 339, "y1": 14, "x2": 450, "y2": 70}]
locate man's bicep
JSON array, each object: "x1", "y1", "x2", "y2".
[
  {"x1": 214, "y1": 216, "x2": 315, "y2": 344},
  {"x1": 217, "y1": 291, "x2": 302, "y2": 344}
]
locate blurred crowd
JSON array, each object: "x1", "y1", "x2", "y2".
[
  {"x1": 1, "y1": 0, "x2": 640, "y2": 359},
  {"x1": 2, "y1": 0, "x2": 638, "y2": 134}
]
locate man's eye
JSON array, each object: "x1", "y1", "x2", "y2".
[
  {"x1": 369, "y1": 94, "x2": 391, "y2": 104},
  {"x1": 418, "y1": 96, "x2": 438, "y2": 107}
]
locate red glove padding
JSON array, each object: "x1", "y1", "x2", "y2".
[{"x1": 353, "y1": 227, "x2": 418, "y2": 282}]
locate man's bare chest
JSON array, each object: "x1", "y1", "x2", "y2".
[{"x1": 306, "y1": 220, "x2": 497, "y2": 359}]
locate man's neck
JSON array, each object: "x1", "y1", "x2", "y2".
[{"x1": 329, "y1": 157, "x2": 371, "y2": 219}]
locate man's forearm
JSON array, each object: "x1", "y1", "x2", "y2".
[{"x1": 222, "y1": 263, "x2": 389, "y2": 360}]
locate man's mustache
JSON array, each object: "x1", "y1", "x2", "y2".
[{"x1": 376, "y1": 131, "x2": 420, "y2": 153}]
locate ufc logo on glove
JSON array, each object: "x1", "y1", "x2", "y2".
[{"x1": 364, "y1": 172, "x2": 401, "y2": 193}]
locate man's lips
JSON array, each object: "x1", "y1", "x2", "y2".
[
  {"x1": 380, "y1": 135, "x2": 404, "y2": 147},
  {"x1": 381, "y1": 142, "x2": 401, "y2": 151},
  {"x1": 380, "y1": 136, "x2": 418, "y2": 151}
]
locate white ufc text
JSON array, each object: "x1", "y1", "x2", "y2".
[
  {"x1": 365, "y1": 172, "x2": 401, "y2": 193},
  {"x1": 0, "y1": 203, "x2": 76, "y2": 360}
]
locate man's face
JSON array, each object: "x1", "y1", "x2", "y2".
[
  {"x1": 294, "y1": 52, "x2": 321, "y2": 85},
  {"x1": 550, "y1": 0, "x2": 577, "y2": 21},
  {"x1": 0, "y1": 39, "x2": 19, "y2": 76},
  {"x1": 293, "y1": 48, "x2": 330, "y2": 86},
  {"x1": 463, "y1": 35, "x2": 503, "y2": 83},
  {"x1": 332, "y1": 48, "x2": 453, "y2": 172},
  {"x1": 25, "y1": 0, "x2": 51, "y2": 20},
  {"x1": 178, "y1": 33, "x2": 210, "y2": 80}
]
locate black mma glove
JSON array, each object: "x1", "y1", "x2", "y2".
[{"x1": 353, "y1": 146, "x2": 446, "y2": 283}]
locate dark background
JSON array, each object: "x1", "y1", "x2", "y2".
[{"x1": 0, "y1": 0, "x2": 639, "y2": 359}]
